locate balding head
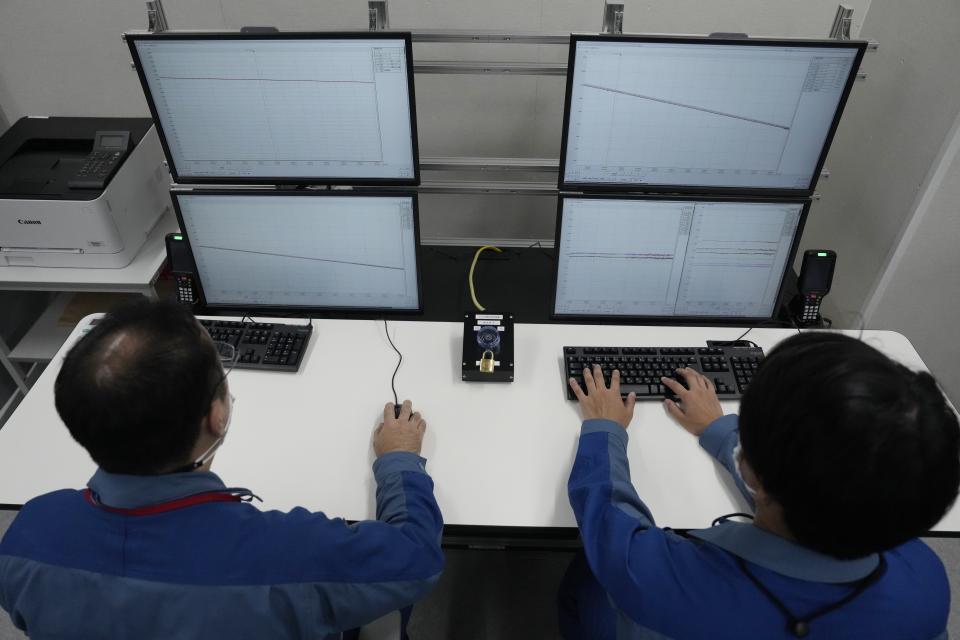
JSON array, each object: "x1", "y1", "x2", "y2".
[{"x1": 55, "y1": 300, "x2": 224, "y2": 475}]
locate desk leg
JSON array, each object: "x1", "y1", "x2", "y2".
[
  {"x1": 0, "y1": 335, "x2": 29, "y2": 396},
  {"x1": 0, "y1": 334, "x2": 31, "y2": 427}
]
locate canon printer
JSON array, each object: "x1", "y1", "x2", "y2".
[{"x1": 0, "y1": 116, "x2": 170, "y2": 268}]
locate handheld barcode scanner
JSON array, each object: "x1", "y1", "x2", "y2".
[{"x1": 791, "y1": 250, "x2": 836, "y2": 327}]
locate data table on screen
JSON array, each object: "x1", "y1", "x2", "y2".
[{"x1": 554, "y1": 198, "x2": 804, "y2": 319}]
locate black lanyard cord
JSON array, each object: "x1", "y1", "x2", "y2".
[
  {"x1": 735, "y1": 554, "x2": 887, "y2": 638},
  {"x1": 711, "y1": 512, "x2": 754, "y2": 527}
]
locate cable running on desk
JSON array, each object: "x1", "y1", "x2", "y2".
[{"x1": 383, "y1": 319, "x2": 402, "y2": 406}]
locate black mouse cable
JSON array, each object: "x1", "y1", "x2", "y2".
[{"x1": 383, "y1": 319, "x2": 402, "y2": 407}]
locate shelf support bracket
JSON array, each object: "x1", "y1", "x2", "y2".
[
  {"x1": 601, "y1": 2, "x2": 624, "y2": 35},
  {"x1": 830, "y1": 4, "x2": 854, "y2": 40},
  {"x1": 145, "y1": 0, "x2": 169, "y2": 33},
  {"x1": 369, "y1": 1, "x2": 389, "y2": 31}
]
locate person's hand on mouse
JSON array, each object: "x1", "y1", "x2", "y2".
[
  {"x1": 662, "y1": 368, "x2": 723, "y2": 436},
  {"x1": 568, "y1": 365, "x2": 636, "y2": 429},
  {"x1": 374, "y1": 399, "x2": 426, "y2": 457}
]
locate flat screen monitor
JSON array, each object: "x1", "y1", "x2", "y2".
[
  {"x1": 171, "y1": 190, "x2": 422, "y2": 312},
  {"x1": 127, "y1": 32, "x2": 419, "y2": 185},
  {"x1": 552, "y1": 195, "x2": 808, "y2": 321},
  {"x1": 559, "y1": 35, "x2": 866, "y2": 195}
]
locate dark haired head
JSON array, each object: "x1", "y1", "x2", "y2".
[
  {"x1": 739, "y1": 332, "x2": 960, "y2": 558},
  {"x1": 54, "y1": 299, "x2": 224, "y2": 475}
]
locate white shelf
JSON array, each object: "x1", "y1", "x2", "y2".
[
  {"x1": 0, "y1": 209, "x2": 178, "y2": 293},
  {"x1": 8, "y1": 293, "x2": 74, "y2": 363}
]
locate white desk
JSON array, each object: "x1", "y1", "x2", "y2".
[{"x1": 1, "y1": 316, "x2": 957, "y2": 533}]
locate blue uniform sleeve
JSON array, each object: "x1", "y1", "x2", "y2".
[
  {"x1": 293, "y1": 452, "x2": 445, "y2": 633},
  {"x1": 335, "y1": 452, "x2": 444, "y2": 626},
  {"x1": 372, "y1": 451, "x2": 443, "y2": 549},
  {"x1": 567, "y1": 419, "x2": 741, "y2": 631},
  {"x1": 567, "y1": 419, "x2": 661, "y2": 614},
  {"x1": 698, "y1": 415, "x2": 755, "y2": 510}
]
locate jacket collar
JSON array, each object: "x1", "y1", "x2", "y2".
[
  {"x1": 688, "y1": 521, "x2": 880, "y2": 584},
  {"x1": 87, "y1": 468, "x2": 252, "y2": 509}
]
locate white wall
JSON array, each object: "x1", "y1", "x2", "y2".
[
  {"x1": 862, "y1": 111, "x2": 960, "y2": 405},
  {"x1": 801, "y1": 0, "x2": 960, "y2": 325},
  {"x1": 0, "y1": 0, "x2": 869, "y2": 242}
]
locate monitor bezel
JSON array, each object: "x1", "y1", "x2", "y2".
[
  {"x1": 170, "y1": 188, "x2": 424, "y2": 314},
  {"x1": 550, "y1": 193, "x2": 811, "y2": 324},
  {"x1": 557, "y1": 34, "x2": 867, "y2": 197},
  {"x1": 126, "y1": 31, "x2": 421, "y2": 187}
]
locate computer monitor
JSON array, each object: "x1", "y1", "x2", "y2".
[
  {"x1": 552, "y1": 195, "x2": 808, "y2": 321},
  {"x1": 171, "y1": 190, "x2": 422, "y2": 312},
  {"x1": 559, "y1": 35, "x2": 865, "y2": 195},
  {"x1": 127, "y1": 32, "x2": 419, "y2": 185}
]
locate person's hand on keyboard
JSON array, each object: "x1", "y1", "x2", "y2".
[
  {"x1": 568, "y1": 364, "x2": 637, "y2": 429},
  {"x1": 374, "y1": 400, "x2": 426, "y2": 457},
  {"x1": 662, "y1": 368, "x2": 723, "y2": 436}
]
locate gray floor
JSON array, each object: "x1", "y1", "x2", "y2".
[{"x1": 0, "y1": 508, "x2": 958, "y2": 639}]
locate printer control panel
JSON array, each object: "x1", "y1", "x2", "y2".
[{"x1": 67, "y1": 131, "x2": 130, "y2": 190}]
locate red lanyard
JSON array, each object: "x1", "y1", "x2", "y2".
[{"x1": 83, "y1": 488, "x2": 243, "y2": 516}]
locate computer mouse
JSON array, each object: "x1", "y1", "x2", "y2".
[
  {"x1": 394, "y1": 404, "x2": 403, "y2": 419},
  {"x1": 663, "y1": 371, "x2": 690, "y2": 401}
]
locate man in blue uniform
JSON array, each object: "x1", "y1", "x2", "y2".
[
  {"x1": 0, "y1": 300, "x2": 443, "y2": 639},
  {"x1": 561, "y1": 332, "x2": 958, "y2": 639}
]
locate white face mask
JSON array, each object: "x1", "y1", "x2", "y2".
[
  {"x1": 733, "y1": 443, "x2": 758, "y2": 499},
  {"x1": 185, "y1": 393, "x2": 235, "y2": 471}
]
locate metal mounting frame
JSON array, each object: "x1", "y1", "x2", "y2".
[
  {"x1": 420, "y1": 157, "x2": 559, "y2": 173},
  {"x1": 827, "y1": 6, "x2": 873, "y2": 81},
  {"x1": 601, "y1": 2, "x2": 625, "y2": 35},
  {"x1": 130, "y1": 3, "x2": 874, "y2": 196},
  {"x1": 417, "y1": 180, "x2": 558, "y2": 195},
  {"x1": 830, "y1": 4, "x2": 854, "y2": 40},
  {"x1": 414, "y1": 61, "x2": 566, "y2": 75},
  {"x1": 368, "y1": 0, "x2": 389, "y2": 31},
  {"x1": 146, "y1": 0, "x2": 168, "y2": 33},
  {"x1": 411, "y1": 31, "x2": 569, "y2": 44}
]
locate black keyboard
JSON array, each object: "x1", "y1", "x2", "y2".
[
  {"x1": 199, "y1": 319, "x2": 313, "y2": 372},
  {"x1": 563, "y1": 344, "x2": 764, "y2": 401}
]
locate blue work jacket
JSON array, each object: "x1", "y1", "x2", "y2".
[
  {"x1": 0, "y1": 451, "x2": 443, "y2": 639},
  {"x1": 567, "y1": 416, "x2": 950, "y2": 639}
]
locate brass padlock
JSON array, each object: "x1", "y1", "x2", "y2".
[{"x1": 479, "y1": 350, "x2": 496, "y2": 373}]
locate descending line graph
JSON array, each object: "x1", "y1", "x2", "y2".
[
  {"x1": 158, "y1": 75, "x2": 375, "y2": 85},
  {"x1": 180, "y1": 195, "x2": 421, "y2": 310},
  {"x1": 562, "y1": 41, "x2": 862, "y2": 188},
  {"x1": 582, "y1": 84, "x2": 791, "y2": 131},
  {"x1": 571, "y1": 73, "x2": 796, "y2": 176},
  {"x1": 197, "y1": 245, "x2": 404, "y2": 271}
]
